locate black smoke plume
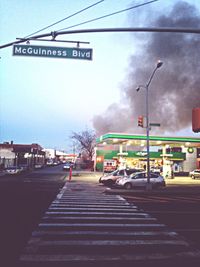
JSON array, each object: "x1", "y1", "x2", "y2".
[{"x1": 93, "y1": 1, "x2": 200, "y2": 136}]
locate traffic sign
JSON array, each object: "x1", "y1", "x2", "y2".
[
  {"x1": 149, "y1": 123, "x2": 161, "y2": 127},
  {"x1": 13, "y1": 44, "x2": 93, "y2": 60}
]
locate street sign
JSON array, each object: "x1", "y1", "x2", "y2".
[
  {"x1": 149, "y1": 123, "x2": 161, "y2": 127},
  {"x1": 13, "y1": 44, "x2": 93, "y2": 61}
]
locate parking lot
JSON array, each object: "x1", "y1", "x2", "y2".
[{"x1": 164, "y1": 176, "x2": 200, "y2": 185}]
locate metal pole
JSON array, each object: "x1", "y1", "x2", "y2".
[
  {"x1": 139, "y1": 61, "x2": 163, "y2": 190},
  {"x1": 1, "y1": 27, "x2": 200, "y2": 49},
  {"x1": 146, "y1": 66, "x2": 158, "y2": 190},
  {"x1": 146, "y1": 84, "x2": 151, "y2": 189}
]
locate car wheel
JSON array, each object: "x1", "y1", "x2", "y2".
[
  {"x1": 124, "y1": 183, "x2": 132, "y2": 190},
  {"x1": 106, "y1": 179, "x2": 114, "y2": 186},
  {"x1": 191, "y1": 175, "x2": 195, "y2": 179}
]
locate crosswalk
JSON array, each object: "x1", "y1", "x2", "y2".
[{"x1": 19, "y1": 181, "x2": 200, "y2": 266}]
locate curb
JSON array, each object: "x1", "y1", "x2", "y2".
[{"x1": 105, "y1": 187, "x2": 200, "y2": 195}]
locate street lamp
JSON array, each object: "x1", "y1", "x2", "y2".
[{"x1": 136, "y1": 60, "x2": 163, "y2": 190}]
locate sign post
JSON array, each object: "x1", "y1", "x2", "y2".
[{"x1": 149, "y1": 123, "x2": 161, "y2": 127}]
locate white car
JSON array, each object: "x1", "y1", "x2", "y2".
[
  {"x1": 46, "y1": 160, "x2": 54, "y2": 166},
  {"x1": 99, "y1": 168, "x2": 144, "y2": 186},
  {"x1": 63, "y1": 162, "x2": 74, "y2": 171},
  {"x1": 150, "y1": 167, "x2": 162, "y2": 175},
  {"x1": 189, "y1": 169, "x2": 200, "y2": 179},
  {"x1": 116, "y1": 171, "x2": 165, "y2": 189},
  {"x1": 5, "y1": 166, "x2": 23, "y2": 175},
  {"x1": 34, "y1": 164, "x2": 44, "y2": 169}
]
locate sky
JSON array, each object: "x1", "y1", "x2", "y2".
[{"x1": 0, "y1": 0, "x2": 200, "y2": 152}]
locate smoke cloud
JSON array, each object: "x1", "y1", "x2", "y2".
[{"x1": 93, "y1": 1, "x2": 200, "y2": 136}]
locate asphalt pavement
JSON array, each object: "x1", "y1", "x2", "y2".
[
  {"x1": 19, "y1": 176, "x2": 200, "y2": 267},
  {"x1": 0, "y1": 169, "x2": 200, "y2": 267}
]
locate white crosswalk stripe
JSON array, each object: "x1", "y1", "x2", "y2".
[{"x1": 19, "y1": 180, "x2": 200, "y2": 266}]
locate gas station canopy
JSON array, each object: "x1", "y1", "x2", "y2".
[{"x1": 96, "y1": 133, "x2": 200, "y2": 148}]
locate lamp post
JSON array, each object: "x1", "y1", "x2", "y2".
[{"x1": 136, "y1": 60, "x2": 163, "y2": 190}]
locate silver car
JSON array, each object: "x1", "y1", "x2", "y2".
[
  {"x1": 116, "y1": 171, "x2": 165, "y2": 189},
  {"x1": 63, "y1": 162, "x2": 74, "y2": 171},
  {"x1": 189, "y1": 169, "x2": 200, "y2": 179},
  {"x1": 99, "y1": 168, "x2": 144, "y2": 186}
]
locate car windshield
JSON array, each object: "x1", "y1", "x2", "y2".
[
  {"x1": 150, "y1": 173, "x2": 159, "y2": 178},
  {"x1": 105, "y1": 170, "x2": 118, "y2": 176},
  {"x1": 126, "y1": 169, "x2": 144, "y2": 175},
  {"x1": 130, "y1": 171, "x2": 144, "y2": 178}
]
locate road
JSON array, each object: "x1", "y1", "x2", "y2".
[
  {"x1": 0, "y1": 165, "x2": 66, "y2": 266},
  {"x1": 108, "y1": 176, "x2": 200, "y2": 251},
  {"x1": 0, "y1": 167, "x2": 200, "y2": 266},
  {"x1": 121, "y1": 192, "x2": 200, "y2": 250}
]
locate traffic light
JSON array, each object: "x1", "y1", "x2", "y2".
[
  {"x1": 192, "y1": 108, "x2": 200, "y2": 133},
  {"x1": 138, "y1": 116, "x2": 144, "y2": 127}
]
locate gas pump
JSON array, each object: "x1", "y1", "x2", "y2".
[{"x1": 162, "y1": 146, "x2": 174, "y2": 179}]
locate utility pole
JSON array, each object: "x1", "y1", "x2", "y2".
[{"x1": 136, "y1": 60, "x2": 163, "y2": 190}]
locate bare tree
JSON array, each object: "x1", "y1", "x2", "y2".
[{"x1": 70, "y1": 129, "x2": 96, "y2": 160}]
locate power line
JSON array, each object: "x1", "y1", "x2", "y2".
[
  {"x1": 24, "y1": 0, "x2": 105, "y2": 38},
  {"x1": 57, "y1": 0, "x2": 159, "y2": 32}
]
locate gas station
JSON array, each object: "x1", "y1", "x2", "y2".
[{"x1": 95, "y1": 133, "x2": 200, "y2": 178}]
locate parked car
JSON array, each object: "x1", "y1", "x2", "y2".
[
  {"x1": 99, "y1": 168, "x2": 144, "y2": 186},
  {"x1": 34, "y1": 164, "x2": 44, "y2": 169},
  {"x1": 46, "y1": 160, "x2": 54, "y2": 166},
  {"x1": 150, "y1": 167, "x2": 162, "y2": 175},
  {"x1": 63, "y1": 162, "x2": 74, "y2": 171},
  {"x1": 189, "y1": 169, "x2": 200, "y2": 179},
  {"x1": 116, "y1": 171, "x2": 166, "y2": 189},
  {"x1": 5, "y1": 166, "x2": 23, "y2": 175}
]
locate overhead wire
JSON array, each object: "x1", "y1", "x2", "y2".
[
  {"x1": 0, "y1": 0, "x2": 160, "y2": 49},
  {"x1": 57, "y1": 0, "x2": 159, "y2": 32},
  {"x1": 24, "y1": 0, "x2": 105, "y2": 38}
]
